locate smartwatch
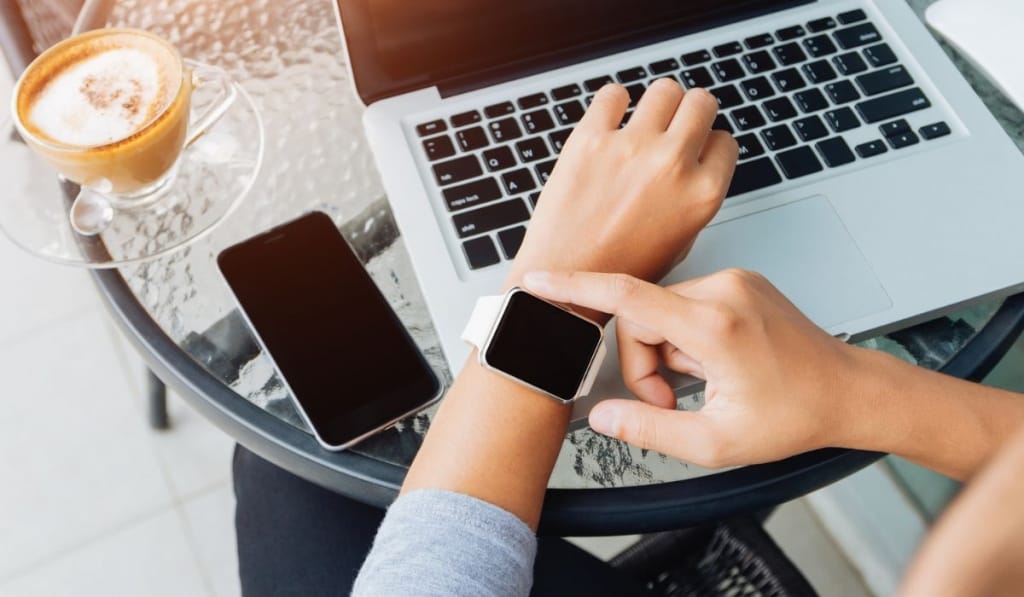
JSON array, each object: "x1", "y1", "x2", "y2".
[{"x1": 461, "y1": 288, "x2": 607, "y2": 403}]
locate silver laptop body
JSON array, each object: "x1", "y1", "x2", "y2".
[{"x1": 334, "y1": 0, "x2": 1024, "y2": 419}]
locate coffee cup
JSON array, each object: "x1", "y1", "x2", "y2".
[{"x1": 11, "y1": 28, "x2": 238, "y2": 234}]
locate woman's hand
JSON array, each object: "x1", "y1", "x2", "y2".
[
  {"x1": 505, "y1": 80, "x2": 738, "y2": 297},
  {"x1": 523, "y1": 268, "x2": 877, "y2": 467}
]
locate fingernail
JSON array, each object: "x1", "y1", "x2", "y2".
[
  {"x1": 523, "y1": 271, "x2": 552, "y2": 293},
  {"x1": 589, "y1": 405, "x2": 620, "y2": 437}
]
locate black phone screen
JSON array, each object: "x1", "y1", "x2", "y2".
[{"x1": 217, "y1": 212, "x2": 440, "y2": 448}]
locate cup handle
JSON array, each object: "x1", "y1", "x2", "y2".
[{"x1": 185, "y1": 61, "x2": 239, "y2": 148}]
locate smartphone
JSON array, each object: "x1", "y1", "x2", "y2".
[{"x1": 217, "y1": 211, "x2": 443, "y2": 451}]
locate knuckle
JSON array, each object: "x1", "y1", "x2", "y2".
[
  {"x1": 610, "y1": 273, "x2": 642, "y2": 300},
  {"x1": 624, "y1": 414, "x2": 660, "y2": 452},
  {"x1": 704, "y1": 303, "x2": 743, "y2": 337}
]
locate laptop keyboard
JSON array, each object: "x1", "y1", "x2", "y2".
[{"x1": 414, "y1": 8, "x2": 952, "y2": 271}]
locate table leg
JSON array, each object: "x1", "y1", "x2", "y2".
[{"x1": 147, "y1": 369, "x2": 170, "y2": 430}]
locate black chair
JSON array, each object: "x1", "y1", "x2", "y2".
[{"x1": 0, "y1": 0, "x2": 171, "y2": 431}]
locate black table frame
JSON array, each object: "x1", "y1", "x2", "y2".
[{"x1": 6, "y1": 0, "x2": 1024, "y2": 537}]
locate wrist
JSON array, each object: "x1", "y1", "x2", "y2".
[{"x1": 828, "y1": 345, "x2": 915, "y2": 453}]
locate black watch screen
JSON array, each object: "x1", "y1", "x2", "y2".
[{"x1": 483, "y1": 290, "x2": 603, "y2": 402}]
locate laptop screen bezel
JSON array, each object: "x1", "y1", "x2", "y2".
[{"x1": 335, "y1": 0, "x2": 811, "y2": 105}]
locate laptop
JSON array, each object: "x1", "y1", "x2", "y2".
[{"x1": 333, "y1": 0, "x2": 1024, "y2": 420}]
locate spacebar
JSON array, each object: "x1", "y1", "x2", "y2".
[{"x1": 727, "y1": 157, "x2": 783, "y2": 198}]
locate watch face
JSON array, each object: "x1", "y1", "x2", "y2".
[{"x1": 484, "y1": 290, "x2": 603, "y2": 402}]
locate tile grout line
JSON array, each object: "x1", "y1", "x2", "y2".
[
  {"x1": 0, "y1": 302, "x2": 100, "y2": 352},
  {"x1": 173, "y1": 500, "x2": 220, "y2": 597}
]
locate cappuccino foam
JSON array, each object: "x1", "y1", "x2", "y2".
[{"x1": 24, "y1": 41, "x2": 177, "y2": 147}]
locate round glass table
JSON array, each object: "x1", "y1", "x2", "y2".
[{"x1": 50, "y1": 0, "x2": 1024, "y2": 535}]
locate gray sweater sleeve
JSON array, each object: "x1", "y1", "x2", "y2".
[{"x1": 352, "y1": 489, "x2": 537, "y2": 596}]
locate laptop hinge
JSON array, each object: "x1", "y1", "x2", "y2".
[{"x1": 436, "y1": 0, "x2": 813, "y2": 99}]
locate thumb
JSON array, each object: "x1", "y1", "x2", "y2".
[{"x1": 589, "y1": 399, "x2": 712, "y2": 462}]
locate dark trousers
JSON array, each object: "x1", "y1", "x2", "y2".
[{"x1": 233, "y1": 446, "x2": 651, "y2": 596}]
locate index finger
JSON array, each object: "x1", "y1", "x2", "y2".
[{"x1": 522, "y1": 271, "x2": 710, "y2": 354}]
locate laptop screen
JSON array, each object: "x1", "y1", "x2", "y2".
[{"x1": 337, "y1": 0, "x2": 806, "y2": 104}]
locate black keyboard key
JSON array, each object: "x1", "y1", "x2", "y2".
[
  {"x1": 795, "y1": 88, "x2": 829, "y2": 112},
  {"x1": 772, "y1": 68, "x2": 807, "y2": 92},
  {"x1": 617, "y1": 66, "x2": 648, "y2": 83},
  {"x1": 650, "y1": 58, "x2": 680, "y2": 75},
  {"x1": 856, "y1": 65, "x2": 913, "y2": 96},
  {"x1": 515, "y1": 137, "x2": 550, "y2": 163},
  {"x1": 743, "y1": 51, "x2": 776, "y2": 74},
  {"x1": 837, "y1": 9, "x2": 867, "y2": 25},
  {"x1": 864, "y1": 43, "x2": 898, "y2": 67},
  {"x1": 807, "y1": 17, "x2": 837, "y2": 32},
  {"x1": 711, "y1": 85, "x2": 744, "y2": 109},
  {"x1": 485, "y1": 102, "x2": 515, "y2": 119},
  {"x1": 712, "y1": 114, "x2": 734, "y2": 133},
  {"x1": 453, "y1": 199, "x2": 530, "y2": 238},
  {"x1": 501, "y1": 168, "x2": 536, "y2": 195},
  {"x1": 803, "y1": 34, "x2": 838, "y2": 57},
  {"x1": 549, "y1": 129, "x2": 573, "y2": 152},
  {"x1": 776, "y1": 146, "x2": 824, "y2": 179},
  {"x1": 517, "y1": 93, "x2": 549, "y2": 110},
  {"x1": 776, "y1": 25, "x2": 806, "y2": 41},
  {"x1": 880, "y1": 119, "x2": 911, "y2": 137},
  {"x1": 732, "y1": 105, "x2": 766, "y2": 130},
  {"x1": 488, "y1": 118, "x2": 522, "y2": 143},
  {"x1": 825, "y1": 107, "x2": 861, "y2": 132},
  {"x1": 816, "y1": 137, "x2": 856, "y2": 167},
  {"x1": 498, "y1": 226, "x2": 527, "y2": 260},
  {"x1": 482, "y1": 146, "x2": 517, "y2": 172},
  {"x1": 712, "y1": 59, "x2": 745, "y2": 82},
  {"x1": 584, "y1": 75, "x2": 613, "y2": 93},
  {"x1": 535, "y1": 159, "x2": 557, "y2": 184},
  {"x1": 741, "y1": 77, "x2": 775, "y2": 101},
  {"x1": 920, "y1": 121, "x2": 951, "y2": 140},
  {"x1": 834, "y1": 23, "x2": 881, "y2": 49},
  {"x1": 554, "y1": 101, "x2": 586, "y2": 126},
  {"x1": 764, "y1": 96, "x2": 798, "y2": 121},
  {"x1": 745, "y1": 33, "x2": 775, "y2": 49},
  {"x1": 443, "y1": 177, "x2": 502, "y2": 212},
  {"x1": 416, "y1": 120, "x2": 447, "y2": 137},
  {"x1": 856, "y1": 88, "x2": 931, "y2": 123},
  {"x1": 463, "y1": 236, "x2": 501, "y2": 270},
  {"x1": 625, "y1": 83, "x2": 647, "y2": 107},
  {"x1": 451, "y1": 110, "x2": 482, "y2": 127},
  {"x1": 887, "y1": 130, "x2": 920, "y2": 149},
  {"x1": 681, "y1": 66, "x2": 715, "y2": 88},
  {"x1": 833, "y1": 52, "x2": 869, "y2": 75},
  {"x1": 681, "y1": 49, "x2": 712, "y2": 65},
  {"x1": 803, "y1": 60, "x2": 838, "y2": 83},
  {"x1": 855, "y1": 139, "x2": 888, "y2": 158},
  {"x1": 552, "y1": 84, "x2": 582, "y2": 101},
  {"x1": 714, "y1": 41, "x2": 744, "y2": 57},
  {"x1": 735, "y1": 133, "x2": 765, "y2": 160},
  {"x1": 521, "y1": 109, "x2": 556, "y2": 134},
  {"x1": 726, "y1": 157, "x2": 782, "y2": 197},
  {"x1": 825, "y1": 80, "x2": 861, "y2": 104},
  {"x1": 423, "y1": 135, "x2": 456, "y2": 161},
  {"x1": 793, "y1": 115, "x2": 829, "y2": 141},
  {"x1": 529, "y1": 192, "x2": 541, "y2": 207},
  {"x1": 457, "y1": 126, "x2": 489, "y2": 151},
  {"x1": 761, "y1": 124, "x2": 798, "y2": 150},
  {"x1": 774, "y1": 42, "x2": 808, "y2": 65},
  {"x1": 434, "y1": 155, "x2": 483, "y2": 186}
]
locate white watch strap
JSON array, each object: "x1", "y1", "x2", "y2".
[
  {"x1": 461, "y1": 294, "x2": 607, "y2": 399},
  {"x1": 460, "y1": 295, "x2": 506, "y2": 348}
]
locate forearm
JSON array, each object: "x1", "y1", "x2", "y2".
[
  {"x1": 842, "y1": 347, "x2": 1024, "y2": 480},
  {"x1": 401, "y1": 357, "x2": 571, "y2": 530}
]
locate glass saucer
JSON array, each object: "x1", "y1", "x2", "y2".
[{"x1": 0, "y1": 81, "x2": 264, "y2": 269}]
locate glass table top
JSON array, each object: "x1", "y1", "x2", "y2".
[{"x1": 87, "y1": 0, "x2": 1024, "y2": 490}]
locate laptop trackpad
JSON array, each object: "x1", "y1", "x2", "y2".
[{"x1": 672, "y1": 195, "x2": 892, "y2": 330}]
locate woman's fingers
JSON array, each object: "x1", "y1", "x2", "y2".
[
  {"x1": 697, "y1": 130, "x2": 740, "y2": 197},
  {"x1": 627, "y1": 78, "x2": 684, "y2": 132},
  {"x1": 667, "y1": 88, "x2": 719, "y2": 158},
  {"x1": 576, "y1": 84, "x2": 631, "y2": 132},
  {"x1": 616, "y1": 319, "x2": 677, "y2": 408},
  {"x1": 589, "y1": 399, "x2": 719, "y2": 465}
]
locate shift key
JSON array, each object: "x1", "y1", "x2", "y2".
[
  {"x1": 453, "y1": 199, "x2": 531, "y2": 238},
  {"x1": 856, "y1": 88, "x2": 931, "y2": 123},
  {"x1": 442, "y1": 177, "x2": 502, "y2": 212}
]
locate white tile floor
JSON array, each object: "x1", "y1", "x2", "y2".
[{"x1": 0, "y1": 62, "x2": 870, "y2": 597}]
